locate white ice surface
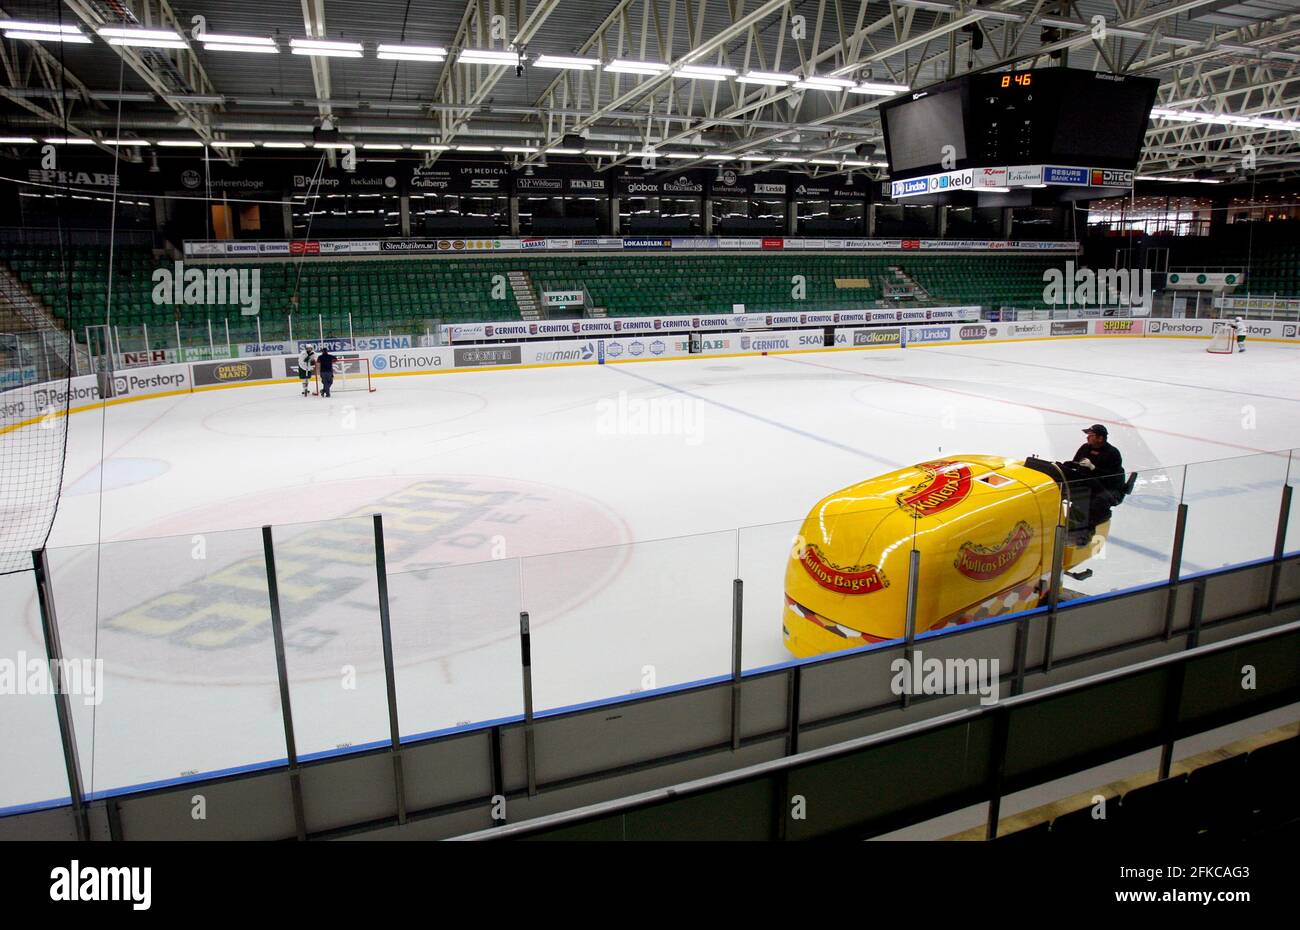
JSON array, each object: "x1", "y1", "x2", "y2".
[{"x1": 2, "y1": 337, "x2": 1298, "y2": 810}]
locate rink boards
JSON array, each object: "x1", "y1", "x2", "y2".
[{"x1": 3, "y1": 315, "x2": 1298, "y2": 433}]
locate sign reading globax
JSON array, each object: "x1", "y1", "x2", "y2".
[{"x1": 783, "y1": 456, "x2": 1123, "y2": 657}]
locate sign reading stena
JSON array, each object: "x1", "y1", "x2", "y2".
[{"x1": 543, "y1": 291, "x2": 585, "y2": 307}]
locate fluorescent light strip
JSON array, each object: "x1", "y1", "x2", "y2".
[
  {"x1": 363, "y1": 144, "x2": 405, "y2": 150},
  {"x1": 795, "y1": 77, "x2": 855, "y2": 90},
  {"x1": 663, "y1": 152, "x2": 697, "y2": 160},
  {"x1": 809, "y1": 158, "x2": 841, "y2": 165},
  {"x1": 212, "y1": 141, "x2": 256, "y2": 148},
  {"x1": 584, "y1": 148, "x2": 619, "y2": 157},
  {"x1": 534, "y1": 55, "x2": 599, "y2": 70},
  {"x1": 0, "y1": 21, "x2": 82, "y2": 33},
  {"x1": 851, "y1": 81, "x2": 909, "y2": 95},
  {"x1": 263, "y1": 141, "x2": 307, "y2": 148},
  {"x1": 377, "y1": 51, "x2": 446, "y2": 62},
  {"x1": 377, "y1": 43, "x2": 446, "y2": 56},
  {"x1": 736, "y1": 75, "x2": 790, "y2": 87},
  {"x1": 458, "y1": 49, "x2": 518, "y2": 64},
  {"x1": 704, "y1": 154, "x2": 733, "y2": 161},
  {"x1": 739, "y1": 154, "x2": 772, "y2": 161},
  {"x1": 676, "y1": 65, "x2": 735, "y2": 80},
  {"x1": 291, "y1": 47, "x2": 361, "y2": 58},
  {"x1": 97, "y1": 27, "x2": 183, "y2": 40},
  {"x1": 313, "y1": 142, "x2": 354, "y2": 149},
  {"x1": 4, "y1": 30, "x2": 91, "y2": 43},
  {"x1": 547, "y1": 147, "x2": 583, "y2": 155},
  {"x1": 108, "y1": 37, "x2": 189, "y2": 49},
  {"x1": 199, "y1": 33, "x2": 274, "y2": 46},
  {"x1": 44, "y1": 137, "x2": 95, "y2": 145},
  {"x1": 411, "y1": 144, "x2": 450, "y2": 151},
  {"x1": 157, "y1": 140, "x2": 205, "y2": 147},
  {"x1": 455, "y1": 144, "x2": 495, "y2": 151},
  {"x1": 501, "y1": 146, "x2": 538, "y2": 153},
  {"x1": 105, "y1": 139, "x2": 149, "y2": 146},
  {"x1": 605, "y1": 59, "x2": 667, "y2": 74},
  {"x1": 0, "y1": 136, "x2": 37, "y2": 144},
  {"x1": 204, "y1": 43, "x2": 278, "y2": 53}
]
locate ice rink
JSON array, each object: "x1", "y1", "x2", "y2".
[{"x1": 3, "y1": 335, "x2": 1299, "y2": 811}]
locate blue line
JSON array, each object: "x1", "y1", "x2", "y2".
[{"x1": 608, "y1": 363, "x2": 899, "y2": 467}]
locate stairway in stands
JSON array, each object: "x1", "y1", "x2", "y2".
[
  {"x1": 508, "y1": 269, "x2": 542, "y2": 320},
  {"x1": 0, "y1": 261, "x2": 83, "y2": 374},
  {"x1": 887, "y1": 264, "x2": 931, "y2": 301}
]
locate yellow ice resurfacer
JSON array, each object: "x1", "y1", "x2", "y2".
[{"x1": 783, "y1": 455, "x2": 1129, "y2": 658}]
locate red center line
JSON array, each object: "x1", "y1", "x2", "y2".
[{"x1": 775, "y1": 353, "x2": 1286, "y2": 458}]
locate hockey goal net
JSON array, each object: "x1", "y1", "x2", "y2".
[
  {"x1": 1206, "y1": 326, "x2": 1236, "y2": 354},
  {"x1": 314, "y1": 355, "x2": 376, "y2": 393}
]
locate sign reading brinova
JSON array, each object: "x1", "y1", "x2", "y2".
[{"x1": 152, "y1": 261, "x2": 261, "y2": 316}]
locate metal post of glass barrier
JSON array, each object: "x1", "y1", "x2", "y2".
[
  {"x1": 901, "y1": 548, "x2": 920, "y2": 709},
  {"x1": 174, "y1": 319, "x2": 181, "y2": 356},
  {"x1": 261, "y1": 525, "x2": 307, "y2": 840},
  {"x1": 519, "y1": 610, "x2": 538, "y2": 797},
  {"x1": 1042, "y1": 524, "x2": 1067, "y2": 672},
  {"x1": 256, "y1": 316, "x2": 262, "y2": 350},
  {"x1": 141, "y1": 321, "x2": 149, "y2": 355},
  {"x1": 1269, "y1": 483, "x2": 1292, "y2": 613},
  {"x1": 372, "y1": 514, "x2": 407, "y2": 824},
  {"x1": 31, "y1": 548, "x2": 89, "y2": 841},
  {"x1": 224, "y1": 318, "x2": 232, "y2": 358},
  {"x1": 207, "y1": 318, "x2": 214, "y2": 357},
  {"x1": 731, "y1": 577, "x2": 743, "y2": 751},
  {"x1": 1163, "y1": 503, "x2": 1190, "y2": 639}
]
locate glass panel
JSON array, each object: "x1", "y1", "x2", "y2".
[
  {"x1": 524, "y1": 531, "x2": 736, "y2": 712},
  {"x1": 274, "y1": 516, "x2": 390, "y2": 760},
  {"x1": 388, "y1": 557, "x2": 524, "y2": 739},
  {"x1": 1181, "y1": 451, "x2": 1292, "y2": 575},
  {"x1": 0, "y1": 569, "x2": 73, "y2": 812},
  {"x1": 47, "y1": 528, "x2": 285, "y2": 797},
  {"x1": 741, "y1": 498, "x2": 913, "y2": 665},
  {"x1": 1059, "y1": 463, "x2": 1186, "y2": 603}
]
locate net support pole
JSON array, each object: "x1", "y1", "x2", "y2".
[
  {"x1": 31, "y1": 548, "x2": 89, "y2": 841},
  {"x1": 261, "y1": 525, "x2": 308, "y2": 840},
  {"x1": 256, "y1": 316, "x2": 262, "y2": 349},
  {"x1": 372, "y1": 514, "x2": 407, "y2": 824},
  {"x1": 288, "y1": 315, "x2": 294, "y2": 345},
  {"x1": 142, "y1": 321, "x2": 150, "y2": 354},
  {"x1": 348, "y1": 312, "x2": 354, "y2": 345},
  {"x1": 318, "y1": 315, "x2": 323, "y2": 343},
  {"x1": 224, "y1": 318, "x2": 231, "y2": 358},
  {"x1": 519, "y1": 611, "x2": 538, "y2": 797},
  {"x1": 207, "y1": 318, "x2": 214, "y2": 356},
  {"x1": 174, "y1": 319, "x2": 181, "y2": 356}
]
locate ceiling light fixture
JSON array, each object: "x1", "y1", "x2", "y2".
[
  {"x1": 534, "y1": 55, "x2": 599, "y2": 71},
  {"x1": 290, "y1": 38, "x2": 363, "y2": 58},
  {"x1": 605, "y1": 59, "x2": 668, "y2": 75}
]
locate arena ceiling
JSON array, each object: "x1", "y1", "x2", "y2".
[{"x1": 0, "y1": 0, "x2": 1297, "y2": 182}]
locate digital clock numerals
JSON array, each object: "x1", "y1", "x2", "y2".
[{"x1": 1000, "y1": 73, "x2": 1032, "y2": 89}]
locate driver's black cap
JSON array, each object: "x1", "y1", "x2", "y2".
[{"x1": 1083, "y1": 424, "x2": 1109, "y2": 438}]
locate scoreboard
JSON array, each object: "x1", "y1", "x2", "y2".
[{"x1": 881, "y1": 67, "x2": 1159, "y2": 185}]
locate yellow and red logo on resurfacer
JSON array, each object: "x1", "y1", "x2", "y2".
[
  {"x1": 954, "y1": 520, "x2": 1035, "y2": 581},
  {"x1": 897, "y1": 460, "x2": 973, "y2": 517},
  {"x1": 799, "y1": 544, "x2": 889, "y2": 595}
]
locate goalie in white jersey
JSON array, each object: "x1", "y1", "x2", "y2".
[{"x1": 297, "y1": 345, "x2": 317, "y2": 396}]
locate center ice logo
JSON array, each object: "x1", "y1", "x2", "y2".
[
  {"x1": 152, "y1": 261, "x2": 261, "y2": 316},
  {"x1": 1042, "y1": 261, "x2": 1152, "y2": 313}
]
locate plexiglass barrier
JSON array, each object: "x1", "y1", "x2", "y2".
[{"x1": 2, "y1": 448, "x2": 1298, "y2": 814}]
